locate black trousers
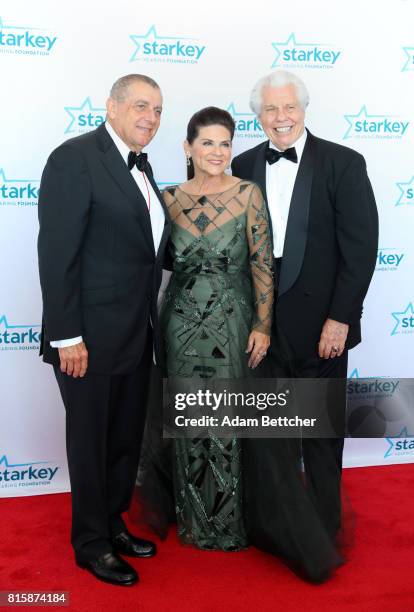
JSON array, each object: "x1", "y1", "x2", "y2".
[
  {"x1": 280, "y1": 353, "x2": 347, "y2": 536},
  {"x1": 259, "y1": 257, "x2": 348, "y2": 536},
  {"x1": 54, "y1": 329, "x2": 152, "y2": 562}
]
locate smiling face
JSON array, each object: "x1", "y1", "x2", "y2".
[
  {"x1": 106, "y1": 80, "x2": 163, "y2": 152},
  {"x1": 185, "y1": 124, "x2": 232, "y2": 178},
  {"x1": 259, "y1": 83, "x2": 305, "y2": 150}
]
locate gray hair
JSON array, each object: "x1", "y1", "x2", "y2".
[
  {"x1": 250, "y1": 70, "x2": 309, "y2": 115},
  {"x1": 109, "y1": 74, "x2": 161, "y2": 102}
]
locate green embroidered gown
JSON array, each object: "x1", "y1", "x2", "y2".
[{"x1": 161, "y1": 179, "x2": 273, "y2": 551}]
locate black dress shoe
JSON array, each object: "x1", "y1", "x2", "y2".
[
  {"x1": 112, "y1": 530, "x2": 157, "y2": 558},
  {"x1": 77, "y1": 552, "x2": 138, "y2": 586}
]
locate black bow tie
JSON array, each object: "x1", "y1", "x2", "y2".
[
  {"x1": 127, "y1": 151, "x2": 148, "y2": 171},
  {"x1": 266, "y1": 146, "x2": 298, "y2": 165}
]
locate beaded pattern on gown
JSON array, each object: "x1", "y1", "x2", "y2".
[{"x1": 161, "y1": 180, "x2": 273, "y2": 550}]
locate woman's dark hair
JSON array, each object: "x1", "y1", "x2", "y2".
[{"x1": 186, "y1": 106, "x2": 236, "y2": 179}]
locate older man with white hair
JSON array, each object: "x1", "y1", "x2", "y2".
[{"x1": 232, "y1": 70, "x2": 378, "y2": 580}]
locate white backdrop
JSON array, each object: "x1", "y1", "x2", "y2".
[{"x1": 1, "y1": 0, "x2": 413, "y2": 497}]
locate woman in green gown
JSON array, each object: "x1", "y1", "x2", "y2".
[
  {"x1": 137, "y1": 107, "x2": 344, "y2": 582},
  {"x1": 160, "y1": 107, "x2": 273, "y2": 551}
]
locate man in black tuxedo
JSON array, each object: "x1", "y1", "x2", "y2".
[
  {"x1": 38, "y1": 74, "x2": 170, "y2": 586},
  {"x1": 232, "y1": 71, "x2": 378, "y2": 548}
]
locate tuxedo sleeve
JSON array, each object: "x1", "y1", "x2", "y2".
[
  {"x1": 37, "y1": 144, "x2": 91, "y2": 341},
  {"x1": 328, "y1": 154, "x2": 378, "y2": 324}
]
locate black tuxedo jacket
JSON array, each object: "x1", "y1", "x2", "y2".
[
  {"x1": 38, "y1": 123, "x2": 170, "y2": 374},
  {"x1": 232, "y1": 130, "x2": 378, "y2": 358}
]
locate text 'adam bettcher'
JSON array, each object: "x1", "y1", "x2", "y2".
[{"x1": 173, "y1": 389, "x2": 317, "y2": 429}]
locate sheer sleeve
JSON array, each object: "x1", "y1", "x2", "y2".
[{"x1": 246, "y1": 183, "x2": 274, "y2": 335}]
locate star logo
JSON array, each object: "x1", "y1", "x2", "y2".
[
  {"x1": 0, "y1": 314, "x2": 41, "y2": 350},
  {"x1": 391, "y1": 302, "x2": 414, "y2": 336},
  {"x1": 402, "y1": 46, "x2": 414, "y2": 71},
  {"x1": 347, "y1": 370, "x2": 386, "y2": 386},
  {"x1": 226, "y1": 103, "x2": 263, "y2": 138},
  {"x1": 0, "y1": 16, "x2": 57, "y2": 54},
  {"x1": 270, "y1": 32, "x2": 339, "y2": 69},
  {"x1": 271, "y1": 33, "x2": 318, "y2": 67},
  {"x1": 343, "y1": 105, "x2": 388, "y2": 139},
  {"x1": 0, "y1": 169, "x2": 39, "y2": 205},
  {"x1": 129, "y1": 24, "x2": 190, "y2": 62},
  {"x1": 385, "y1": 427, "x2": 414, "y2": 458},
  {"x1": 64, "y1": 97, "x2": 105, "y2": 134},
  {"x1": 396, "y1": 176, "x2": 414, "y2": 206},
  {"x1": 0, "y1": 314, "x2": 41, "y2": 333},
  {"x1": 0, "y1": 16, "x2": 41, "y2": 31},
  {"x1": 226, "y1": 103, "x2": 256, "y2": 119},
  {"x1": 343, "y1": 106, "x2": 409, "y2": 140},
  {"x1": 0, "y1": 454, "x2": 48, "y2": 468},
  {"x1": 0, "y1": 168, "x2": 39, "y2": 185}
]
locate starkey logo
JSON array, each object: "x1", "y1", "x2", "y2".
[
  {"x1": 227, "y1": 104, "x2": 264, "y2": 139},
  {"x1": 0, "y1": 16, "x2": 57, "y2": 56},
  {"x1": 64, "y1": 97, "x2": 106, "y2": 135},
  {"x1": 375, "y1": 248, "x2": 405, "y2": 272},
  {"x1": 0, "y1": 314, "x2": 41, "y2": 351},
  {"x1": 129, "y1": 25, "x2": 206, "y2": 64},
  {"x1": 0, "y1": 454, "x2": 59, "y2": 490},
  {"x1": 271, "y1": 33, "x2": 341, "y2": 69},
  {"x1": 396, "y1": 176, "x2": 414, "y2": 206},
  {"x1": 343, "y1": 106, "x2": 409, "y2": 140},
  {"x1": 347, "y1": 368, "x2": 414, "y2": 440},
  {"x1": 391, "y1": 302, "x2": 414, "y2": 336},
  {"x1": 0, "y1": 169, "x2": 39, "y2": 207},
  {"x1": 347, "y1": 370, "x2": 399, "y2": 398},
  {"x1": 384, "y1": 428, "x2": 414, "y2": 459}
]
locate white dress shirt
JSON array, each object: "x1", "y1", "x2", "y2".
[
  {"x1": 266, "y1": 129, "x2": 307, "y2": 258},
  {"x1": 51, "y1": 121, "x2": 165, "y2": 348}
]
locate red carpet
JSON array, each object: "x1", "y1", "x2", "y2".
[{"x1": 1, "y1": 464, "x2": 413, "y2": 612}]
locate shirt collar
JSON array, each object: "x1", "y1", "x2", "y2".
[
  {"x1": 268, "y1": 128, "x2": 307, "y2": 163},
  {"x1": 105, "y1": 121, "x2": 135, "y2": 166}
]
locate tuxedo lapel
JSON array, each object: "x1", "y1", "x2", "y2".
[
  {"x1": 145, "y1": 163, "x2": 169, "y2": 219},
  {"x1": 252, "y1": 141, "x2": 268, "y2": 202},
  {"x1": 278, "y1": 131, "x2": 314, "y2": 297},
  {"x1": 145, "y1": 165, "x2": 171, "y2": 262},
  {"x1": 95, "y1": 125, "x2": 155, "y2": 254}
]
